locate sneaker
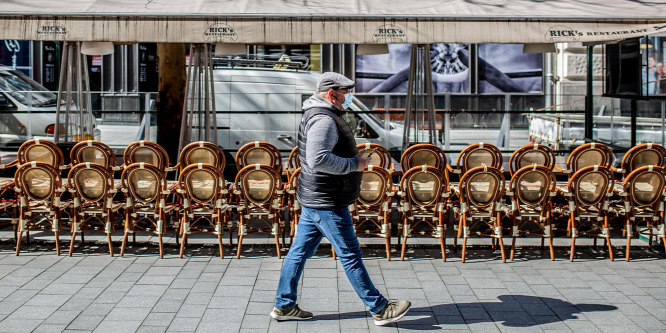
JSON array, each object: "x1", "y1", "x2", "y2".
[
  {"x1": 372, "y1": 300, "x2": 411, "y2": 326},
  {"x1": 270, "y1": 305, "x2": 313, "y2": 321}
]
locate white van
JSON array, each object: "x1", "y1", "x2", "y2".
[
  {"x1": 212, "y1": 66, "x2": 403, "y2": 152},
  {"x1": 0, "y1": 66, "x2": 58, "y2": 148}
]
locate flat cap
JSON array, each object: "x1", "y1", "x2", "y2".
[{"x1": 317, "y1": 72, "x2": 355, "y2": 92}]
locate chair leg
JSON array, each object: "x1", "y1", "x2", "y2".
[
  {"x1": 626, "y1": 233, "x2": 631, "y2": 261},
  {"x1": 158, "y1": 234, "x2": 164, "y2": 259},
  {"x1": 107, "y1": 233, "x2": 114, "y2": 256},
  {"x1": 548, "y1": 236, "x2": 555, "y2": 261},
  {"x1": 569, "y1": 215, "x2": 576, "y2": 261},
  {"x1": 15, "y1": 230, "x2": 22, "y2": 256},
  {"x1": 510, "y1": 236, "x2": 517, "y2": 261},
  {"x1": 69, "y1": 232, "x2": 77, "y2": 256},
  {"x1": 180, "y1": 233, "x2": 188, "y2": 258},
  {"x1": 54, "y1": 230, "x2": 60, "y2": 255},
  {"x1": 218, "y1": 234, "x2": 224, "y2": 259},
  {"x1": 461, "y1": 236, "x2": 468, "y2": 263},
  {"x1": 439, "y1": 234, "x2": 446, "y2": 262},
  {"x1": 385, "y1": 236, "x2": 391, "y2": 261},
  {"x1": 498, "y1": 236, "x2": 506, "y2": 263},
  {"x1": 120, "y1": 232, "x2": 129, "y2": 256},
  {"x1": 236, "y1": 234, "x2": 243, "y2": 259},
  {"x1": 607, "y1": 236, "x2": 614, "y2": 261},
  {"x1": 400, "y1": 236, "x2": 408, "y2": 261},
  {"x1": 274, "y1": 233, "x2": 281, "y2": 259},
  {"x1": 332, "y1": 248, "x2": 337, "y2": 260},
  {"x1": 80, "y1": 232, "x2": 84, "y2": 244}
]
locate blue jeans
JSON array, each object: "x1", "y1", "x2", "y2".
[{"x1": 274, "y1": 206, "x2": 388, "y2": 314}]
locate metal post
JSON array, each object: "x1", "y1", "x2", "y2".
[
  {"x1": 384, "y1": 94, "x2": 390, "y2": 149},
  {"x1": 54, "y1": 42, "x2": 69, "y2": 143},
  {"x1": 584, "y1": 45, "x2": 595, "y2": 141},
  {"x1": 631, "y1": 99, "x2": 637, "y2": 147}
]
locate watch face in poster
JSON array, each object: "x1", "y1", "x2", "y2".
[
  {"x1": 642, "y1": 35, "x2": 666, "y2": 96},
  {"x1": 355, "y1": 43, "x2": 469, "y2": 93},
  {"x1": 478, "y1": 44, "x2": 543, "y2": 93}
]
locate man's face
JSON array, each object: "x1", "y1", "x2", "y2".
[{"x1": 648, "y1": 57, "x2": 656, "y2": 69}]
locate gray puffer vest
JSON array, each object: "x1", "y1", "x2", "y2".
[{"x1": 296, "y1": 107, "x2": 362, "y2": 208}]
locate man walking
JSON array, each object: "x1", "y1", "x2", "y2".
[{"x1": 270, "y1": 72, "x2": 410, "y2": 326}]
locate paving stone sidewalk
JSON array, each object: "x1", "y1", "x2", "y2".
[{"x1": 0, "y1": 240, "x2": 666, "y2": 333}]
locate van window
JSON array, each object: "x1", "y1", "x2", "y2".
[{"x1": 0, "y1": 69, "x2": 57, "y2": 107}]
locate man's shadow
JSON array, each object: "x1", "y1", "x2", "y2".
[{"x1": 312, "y1": 295, "x2": 617, "y2": 329}]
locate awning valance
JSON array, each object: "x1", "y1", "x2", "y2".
[{"x1": 1, "y1": 0, "x2": 665, "y2": 44}]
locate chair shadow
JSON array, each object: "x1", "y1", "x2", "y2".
[{"x1": 312, "y1": 295, "x2": 617, "y2": 329}]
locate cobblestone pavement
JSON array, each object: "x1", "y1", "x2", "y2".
[{"x1": 0, "y1": 238, "x2": 666, "y2": 333}]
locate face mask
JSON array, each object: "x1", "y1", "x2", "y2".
[{"x1": 341, "y1": 92, "x2": 353, "y2": 109}]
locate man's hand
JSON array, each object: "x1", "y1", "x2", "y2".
[{"x1": 355, "y1": 149, "x2": 371, "y2": 171}]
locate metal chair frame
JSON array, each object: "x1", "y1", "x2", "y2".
[
  {"x1": 620, "y1": 165, "x2": 666, "y2": 261},
  {"x1": 14, "y1": 162, "x2": 70, "y2": 255},
  {"x1": 234, "y1": 164, "x2": 283, "y2": 258},
  {"x1": 235, "y1": 141, "x2": 282, "y2": 173},
  {"x1": 17, "y1": 139, "x2": 66, "y2": 170},
  {"x1": 618, "y1": 143, "x2": 666, "y2": 176},
  {"x1": 566, "y1": 165, "x2": 615, "y2": 261},
  {"x1": 509, "y1": 143, "x2": 559, "y2": 175},
  {"x1": 507, "y1": 164, "x2": 558, "y2": 260},
  {"x1": 120, "y1": 162, "x2": 178, "y2": 258},
  {"x1": 177, "y1": 163, "x2": 230, "y2": 258},
  {"x1": 67, "y1": 162, "x2": 122, "y2": 256},
  {"x1": 455, "y1": 142, "x2": 503, "y2": 175},
  {"x1": 399, "y1": 165, "x2": 450, "y2": 261},
  {"x1": 457, "y1": 165, "x2": 506, "y2": 263},
  {"x1": 123, "y1": 140, "x2": 174, "y2": 173},
  {"x1": 351, "y1": 165, "x2": 394, "y2": 260},
  {"x1": 359, "y1": 143, "x2": 394, "y2": 171},
  {"x1": 564, "y1": 142, "x2": 614, "y2": 176},
  {"x1": 70, "y1": 140, "x2": 119, "y2": 171}
]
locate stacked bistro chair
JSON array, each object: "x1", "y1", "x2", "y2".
[
  {"x1": 70, "y1": 140, "x2": 120, "y2": 172},
  {"x1": 398, "y1": 143, "x2": 451, "y2": 249},
  {"x1": 17, "y1": 139, "x2": 67, "y2": 171},
  {"x1": 14, "y1": 139, "x2": 70, "y2": 254},
  {"x1": 67, "y1": 162, "x2": 122, "y2": 256},
  {"x1": 560, "y1": 143, "x2": 615, "y2": 239},
  {"x1": 234, "y1": 163, "x2": 284, "y2": 258},
  {"x1": 457, "y1": 164, "x2": 506, "y2": 262},
  {"x1": 507, "y1": 165, "x2": 558, "y2": 260},
  {"x1": 0, "y1": 157, "x2": 19, "y2": 240},
  {"x1": 347, "y1": 143, "x2": 395, "y2": 259},
  {"x1": 176, "y1": 141, "x2": 230, "y2": 246},
  {"x1": 567, "y1": 165, "x2": 615, "y2": 261},
  {"x1": 123, "y1": 140, "x2": 175, "y2": 173},
  {"x1": 507, "y1": 144, "x2": 559, "y2": 260},
  {"x1": 178, "y1": 163, "x2": 230, "y2": 258},
  {"x1": 14, "y1": 162, "x2": 70, "y2": 255},
  {"x1": 455, "y1": 142, "x2": 503, "y2": 174},
  {"x1": 349, "y1": 164, "x2": 395, "y2": 260},
  {"x1": 120, "y1": 162, "x2": 179, "y2": 258},
  {"x1": 509, "y1": 143, "x2": 560, "y2": 175},
  {"x1": 234, "y1": 141, "x2": 286, "y2": 254},
  {"x1": 618, "y1": 143, "x2": 666, "y2": 175},
  {"x1": 235, "y1": 141, "x2": 283, "y2": 172},
  {"x1": 121, "y1": 140, "x2": 179, "y2": 251},
  {"x1": 563, "y1": 142, "x2": 615, "y2": 176},
  {"x1": 454, "y1": 142, "x2": 504, "y2": 254},
  {"x1": 620, "y1": 165, "x2": 666, "y2": 261},
  {"x1": 399, "y1": 165, "x2": 450, "y2": 261}
]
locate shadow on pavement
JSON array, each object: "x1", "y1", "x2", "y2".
[{"x1": 313, "y1": 295, "x2": 617, "y2": 329}]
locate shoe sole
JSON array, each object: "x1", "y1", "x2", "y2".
[
  {"x1": 373, "y1": 304, "x2": 411, "y2": 326},
  {"x1": 270, "y1": 311, "x2": 313, "y2": 321}
]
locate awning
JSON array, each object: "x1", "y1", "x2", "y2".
[{"x1": 1, "y1": 0, "x2": 665, "y2": 44}]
